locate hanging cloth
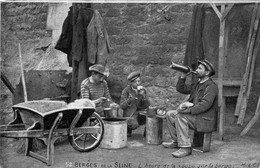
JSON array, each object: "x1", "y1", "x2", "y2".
[
  {"x1": 183, "y1": 4, "x2": 205, "y2": 70},
  {"x1": 55, "y1": 4, "x2": 111, "y2": 101}
]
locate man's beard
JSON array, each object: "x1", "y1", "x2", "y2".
[{"x1": 197, "y1": 73, "x2": 205, "y2": 79}]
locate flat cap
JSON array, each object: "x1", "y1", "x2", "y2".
[
  {"x1": 198, "y1": 59, "x2": 215, "y2": 76},
  {"x1": 127, "y1": 71, "x2": 141, "y2": 82},
  {"x1": 89, "y1": 64, "x2": 105, "y2": 76}
]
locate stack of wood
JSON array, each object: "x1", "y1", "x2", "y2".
[{"x1": 234, "y1": 3, "x2": 260, "y2": 135}]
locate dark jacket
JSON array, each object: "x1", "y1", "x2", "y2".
[
  {"x1": 55, "y1": 7, "x2": 110, "y2": 67},
  {"x1": 120, "y1": 85, "x2": 150, "y2": 117},
  {"x1": 176, "y1": 77, "x2": 218, "y2": 132}
]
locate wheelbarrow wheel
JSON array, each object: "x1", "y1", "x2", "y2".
[{"x1": 68, "y1": 112, "x2": 104, "y2": 152}]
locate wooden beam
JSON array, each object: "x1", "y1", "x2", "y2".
[
  {"x1": 219, "y1": 14, "x2": 229, "y2": 140},
  {"x1": 210, "y1": 3, "x2": 234, "y2": 140},
  {"x1": 240, "y1": 96, "x2": 260, "y2": 136},
  {"x1": 1, "y1": 72, "x2": 15, "y2": 94},
  {"x1": 217, "y1": 4, "x2": 226, "y2": 141},
  {"x1": 237, "y1": 5, "x2": 260, "y2": 125},
  {"x1": 212, "y1": 78, "x2": 241, "y2": 86},
  {"x1": 234, "y1": 3, "x2": 259, "y2": 117},
  {"x1": 221, "y1": 4, "x2": 234, "y2": 22},
  {"x1": 210, "y1": 3, "x2": 222, "y2": 19}
]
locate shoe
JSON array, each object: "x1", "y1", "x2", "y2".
[
  {"x1": 171, "y1": 147, "x2": 192, "y2": 158},
  {"x1": 162, "y1": 141, "x2": 178, "y2": 149}
]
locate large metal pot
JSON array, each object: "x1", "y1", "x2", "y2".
[{"x1": 104, "y1": 108, "x2": 118, "y2": 118}]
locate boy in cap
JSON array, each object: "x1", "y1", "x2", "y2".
[
  {"x1": 163, "y1": 59, "x2": 218, "y2": 158},
  {"x1": 81, "y1": 64, "x2": 118, "y2": 116},
  {"x1": 120, "y1": 71, "x2": 150, "y2": 137}
]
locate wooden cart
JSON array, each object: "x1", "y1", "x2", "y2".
[{"x1": 0, "y1": 99, "x2": 104, "y2": 166}]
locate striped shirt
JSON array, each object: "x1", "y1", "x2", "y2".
[{"x1": 80, "y1": 77, "x2": 111, "y2": 101}]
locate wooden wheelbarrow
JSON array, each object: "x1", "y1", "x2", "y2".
[{"x1": 0, "y1": 99, "x2": 104, "y2": 166}]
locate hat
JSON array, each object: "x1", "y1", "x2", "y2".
[
  {"x1": 89, "y1": 64, "x2": 105, "y2": 76},
  {"x1": 127, "y1": 71, "x2": 141, "y2": 82},
  {"x1": 198, "y1": 60, "x2": 215, "y2": 76}
]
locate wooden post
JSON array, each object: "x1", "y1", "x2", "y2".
[
  {"x1": 221, "y1": 4, "x2": 234, "y2": 22},
  {"x1": 210, "y1": 3, "x2": 234, "y2": 140},
  {"x1": 18, "y1": 43, "x2": 28, "y2": 102},
  {"x1": 217, "y1": 4, "x2": 225, "y2": 141}
]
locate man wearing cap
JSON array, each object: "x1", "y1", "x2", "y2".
[
  {"x1": 163, "y1": 59, "x2": 218, "y2": 158},
  {"x1": 81, "y1": 64, "x2": 118, "y2": 116},
  {"x1": 120, "y1": 71, "x2": 150, "y2": 137}
]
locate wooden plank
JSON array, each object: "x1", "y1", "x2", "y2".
[
  {"x1": 0, "y1": 129, "x2": 66, "y2": 138},
  {"x1": 217, "y1": 4, "x2": 226, "y2": 141},
  {"x1": 222, "y1": 80, "x2": 241, "y2": 86},
  {"x1": 18, "y1": 43, "x2": 28, "y2": 102},
  {"x1": 0, "y1": 124, "x2": 26, "y2": 131},
  {"x1": 234, "y1": 3, "x2": 259, "y2": 116},
  {"x1": 0, "y1": 72, "x2": 15, "y2": 93},
  {"x1": 222, "y1": 87, "x2": 240, "y2": 97},
  {"x1": 202, "y1": 132, "x2": 212, "y2": 152},
  {"x1": 28, "y1": 151, "x2": 48, "y2": 164},
  {"x1": 212, "y1": 78, "x2": 241, "y2": 86},
  {"x1": 25, "y1": 138, "x2": 33, "y2": 156},
  {"x1": 221, "y1": 4, "x2": 234, "y2": 22},
  {"x1": 237, "y1": 6, "x2": 260, "y2": 125},
  {"x1": 210, "y1": 3, "x2": 222, "y2": 19},
  {"x1": 240, "y1": 96, "x2": 260, "y2": 136}
]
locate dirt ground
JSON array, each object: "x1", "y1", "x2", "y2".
[{"x1": 1, "y1": 125, "x2": 260, "y2": 168}]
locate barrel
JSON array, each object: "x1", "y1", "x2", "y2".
[
  {"x1": 100, "y1": 118, "x2": 127, "y2": 149},
  {"x1": 146, "y1": 116, "x2": 163, "y2": 145}
]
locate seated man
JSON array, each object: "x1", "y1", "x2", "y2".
[
  {"x1": 163, "y1": 60, "x2": 218, "y2": 158},
  {"x1": 120, "y1": 71, "x2": 150, "y2": 137},
  {"x1": 80, "y1": 64, "x2": 118, "y2": 116}
]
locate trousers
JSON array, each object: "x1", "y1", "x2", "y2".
[
  {"x1": 165, "y1": 110, "x2": 196, "y2": 147},
  {"x1": 127, "y1": 111, "x2": 146, "y2": 130}
]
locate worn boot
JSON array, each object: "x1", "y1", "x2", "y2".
[
  {"x1": 171, "y1": 147, "x2": 192, "y2": 158},
  {"x1": 162, "y1": 141, "x2": 178, "y2": 149}
]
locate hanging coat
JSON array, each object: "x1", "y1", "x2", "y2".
[
  {"x1": 55, "y1": 6, "x2": 111, "y2": 101},
  {"x1": 55, "y1": 7, "x2": 111, "y2": 67}
]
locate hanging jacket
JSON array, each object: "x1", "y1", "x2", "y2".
[
  {"x1": 55, "y1": 6, "x2": 73, "y2": 59},
  {"x1": 87, "y1": 10, "x2": 111, "y2": 66},
  {"x1": 55, "y1": 7, "x2": 111, "y2": 67}
]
